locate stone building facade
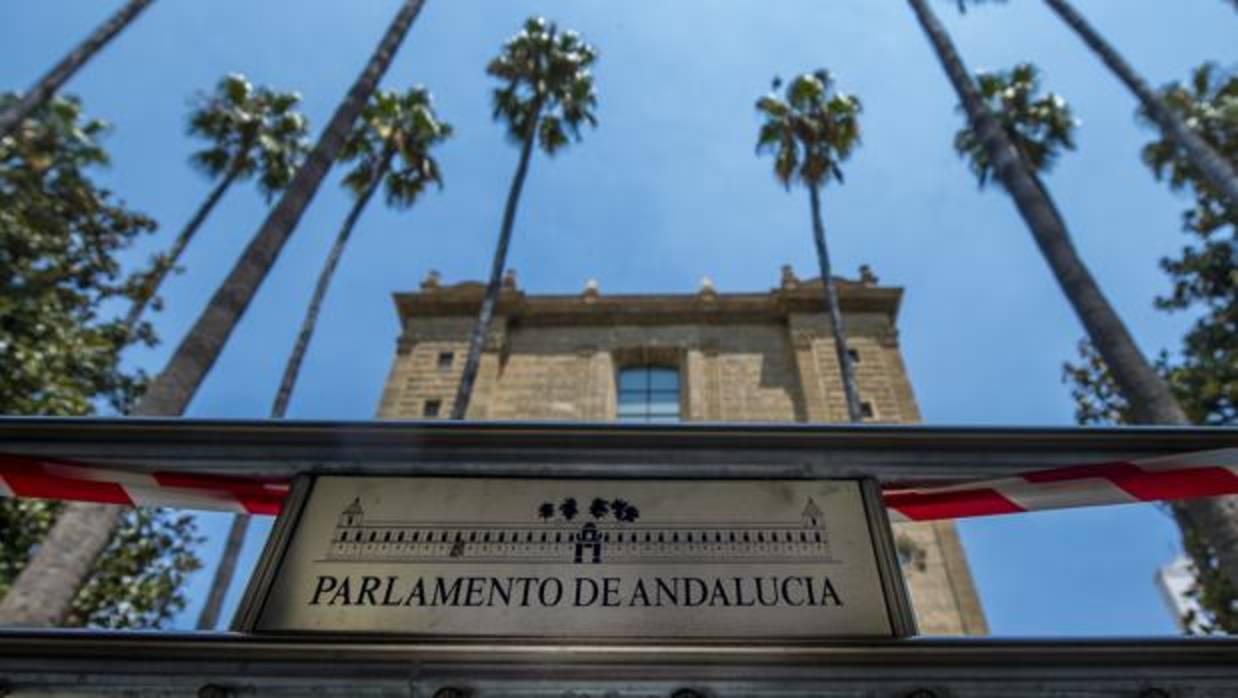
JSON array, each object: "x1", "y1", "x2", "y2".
[{"x1": 376, "y1": 266, "x2": 988, "y2": 635}]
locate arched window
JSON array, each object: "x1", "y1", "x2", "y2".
[{"x1": 617, "y1": 366, "x2": 680, "y2": 422}]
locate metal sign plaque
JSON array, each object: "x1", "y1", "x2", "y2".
[{"x1": 238, "y1": 477, "x2": 914, "y2": 639}]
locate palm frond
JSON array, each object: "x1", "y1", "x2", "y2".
[
  {"x1": 754, "y1": 69, "x2": 862, "y2": 189},
  {"x1": 185, "y1": 73, "x2": 309, "y2": 196},
  {"x1": 486, "y1": 17, "x2": 598, "y2": 153},
  {"x1": 954, "y1": 62, "x2": 1077, "y2": 189}
]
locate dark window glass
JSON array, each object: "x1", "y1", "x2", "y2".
[
  {"x1": 424, "y1": 399, "x2": 441, "y2": 418},
  {"x1": 861, "y1": 401, "x2": 875, "y2": 418},
  {"x1": 437, "y1": 352, "x2": 454, "y2": 370},
  {"x1": 617, "y1": 367, "x2": 680, "y2": 422},
  {"x1": 847, "y1": 348, "x2": 861, "y2": 363}
]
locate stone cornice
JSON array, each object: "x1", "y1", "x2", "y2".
[{"x1": 393, "y1": 279, "x2": 903, "y2": 328}]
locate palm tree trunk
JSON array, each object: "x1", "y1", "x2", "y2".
[
  {"x1": 196, "y1": 148, "x2": 394, "y2": 632},
  {"x1": 808, "y1": 183, "x2": 864, "y2": 423},
  {"x1": 0, "y1": 0, "x2": 156, "y2": 141},
  {"x1": 134, "y1": 0, "x2": 423, "y2": 418},
  {"x1": 452, "y1": 115, "x2": 539, "y2": 419},
  {"x1": 0, "y1": 0, "x2": 425, "y2": 629},
  {"x1": 194, "y1": 509, "x2": 249, "y2": 630},
  {"x1": 269, "y1": 145, "x2": 395, "y2": 419},
  {"x1": 907, "y1": 0, "x2": 1182, "y2": 425},
  {"x1": 123, "y1": 166, "x2": 241, "y2": 335},
  {"x1": 1044, "y1": 0, "x2": 1238, "y2": 211},
  {"x1": 125, "y1": 164, "x2": 246, "y2": 636},
  {"x1": 194, "y1": 147, "x2": 397, "y2": 631},
  {"x1": 907, "y1": 0, "x2": 1238, "y2": 593},
  {"x1": 0, "y1": 503, "x2": 121, "y2": 626}
]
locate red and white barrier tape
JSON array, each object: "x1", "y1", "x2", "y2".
[
  {"x1": 884, "y1": 448, "x2": 1238, "y2": 522},
  {"x1": 0, "y1": 454, "x2": 287, "y2": 515},
  {"x1": 1, "y1": 449, "x2": 1236, "y2": 521}
]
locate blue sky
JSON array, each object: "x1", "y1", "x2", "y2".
[{"x1": 2, "y1": 1, "x2": 1234, "y2": 635}]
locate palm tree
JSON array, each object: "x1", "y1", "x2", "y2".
[
  {"x1": 195, "y1": 87, "x2": 450, "y2": 631},
  {"x1": 450, "y1": 17, "x2": 598, "y2": 419},
  {"x1": 961, "y1": 0, "x2": 1238, "y2": 209},
  {"x1": 125, "y1": 74, "x2": 309, "y2": 335},
  {"x1": 908, "y1": 0, "x2": 1185, "y2": 422},
  {"x1": 953, "y1": 64, "x2": 1076, "y2": 186},
  {"x1": 538, "y1": 502, "x2": 556, "y2": 521},
  {"x1": 1040, "y1": 0, "x2": 1238, "y2": 210},
  {"x1": 0, "y1": 0, "x2": 156, "y2": 141},
  {"x1": 907, "y1": 0, "x2": 1238, "y2": 592},
  {"x1": 756, "y1": 70, "x2": 865, "y2": 422},
  {"x1": 0, "y1": 0, "x2": 428, "y2": 629},
  {"x1": 1140, "y1": 64, "x2": 1236, "y2": 236},
  {"x1": 610, "y1": 498, "x2": 631, "y2": 520},
  {"x1": 270, "y1": 87, "x2": 450, "y2": 419},
  {"x1": 133, "y1": 0, "x2": 425, "y2": 418}
]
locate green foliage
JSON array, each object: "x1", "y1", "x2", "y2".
[
  {"x1": 0, "y1": 93, "x2": 153, "y2": 415},
  {"x1": 0, "y1": 94, "x2": 201, "y2": 628},
  {"x1": 1179, "y1": 521, "x2": 1238, "y2": 635},
  {"x1": 65, "y1": 506, "x2": 202, "y2": 628},
  {"x1": 487, "y1": 17, "x2": 598, "y2": 155},
  {"x1": 0, "y1": 501, "x2": 202, "y2": 629},
  {"x1": 1141, "y1": 66, "x2": 1237, "y2": 429},
  {"x1": 1144, "y1": 63, "x2": 1236, "y2": 427},
  {"x1": 1062, "y1": 339, "x2": 1134, "y2": 425},
  {"x1": 188, "y1": 74, "x2": 310, "y2": 199},
  {"x1": 0, "y1": 500, "x2": 57, "y2": 596},
  {"x1": 1062, "y1": 62, "x2": 1236, "y2": 633},
  {"x1": 1141, "y1": 63, "x2": 1237, "y2": 238},
  {"x1": 755, "y1": 69, "x2": 862, "y2": 191},
  {"x1": 339, "y1": 87, "x2": 452, "y2": 207},
  {"x1": 1064, "y1": 341, "x2": 1237, "y2": 635},
  {"x1": 955, "y1": 63, "x2": 1077, "y2": 187}
]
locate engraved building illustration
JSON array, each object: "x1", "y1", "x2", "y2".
[
  {"x1": 376, "y1": 266, "x2": 988, "y2": 635},
  {"x1": 328, "y1": 497, "x2": 835, "y2": 565}
]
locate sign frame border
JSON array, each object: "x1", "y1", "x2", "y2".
[{"x1": 233, "y1": 475, "x2": 918, "y2": 640}]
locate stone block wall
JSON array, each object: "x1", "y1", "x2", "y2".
[{"x1": 376, "y1": 274, "x2": 988, "y2": 635}]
